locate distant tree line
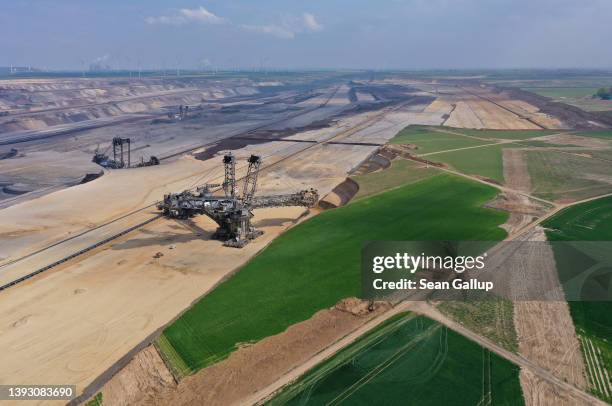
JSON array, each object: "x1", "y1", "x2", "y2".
[{"x1": 595, "y1": 87, "x2": 612, "y2": 100}]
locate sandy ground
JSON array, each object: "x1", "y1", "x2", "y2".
[
  {"x1": 0, "y1": 205, "x2": 307, "y2": 406},
  {"x1": 516, "y1": 366, "x2": 588, "y2": 405},
  {"x1": 433, "y1": 86, "x2": 565, "y2": 130},
  {"x1": 465, "y1": 87, "x2": 565, "y2": 130},
  {"x1": 104, "y1": 299, "x2": 391, "y2": 406},
  {"x1": 515, "y1": 299, "x2": 588, "y2": 388},
  {"x1": 0, "y1": 156, "x2": 219, "y2": 267},
  {"x1": 444, "y1": 100, "x2": 485, "y2": 128},
  {"x1": 100, "y1": 346, "x2": 176, "y2": 406}
]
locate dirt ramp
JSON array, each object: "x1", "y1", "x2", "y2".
[
  {"x1": 319, "y1": 178, "x2": 359, "y2": 209},
  {"x1": 351, "y1": 153, "x2": 391, "y2": 175},
  {"x1": 96, "y1": 346, "x2": 176, "y2": 406}
]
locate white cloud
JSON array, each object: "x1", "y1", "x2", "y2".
[
  {"x1": 146, "y1": 7, "x2": 322, "y2": 40},
  {"x1": 92, "y1": 54, "x2": 110, "y2": 63},
  {"x1": 179, "y1": 7, "x2": 224, "y2": 24},
  {"x1": 146, "y1": 6, "x2": 224, "y2": 26},
  {"x1": 302, "y1": 13, "x2": 322, "y2": 31},
  {"x1": 241, "y1": 24, "x2": 295, "y2": 39},
  {"x1": 241, "y1": 13, "x2": 323, "y2": 40}
]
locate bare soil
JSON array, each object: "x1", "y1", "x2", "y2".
[
  {"x1": 502, "y1": 87, "x2": 612, "y2": 129},
  {"x1": 319, "y1": 178, "x2": 359, "y2": 209},
  {"x1": 520, "y1": 369, "x2": 587, "y2": 406},
  {"x1": 515, "y1": 301, "x2": 587, "y2": 387},
  {"x1": 350, "y1": 153, "x2": 391, "y2": 176},
  {"x1": 98, "y1": 346, "x2": 176, "y2": 406}
]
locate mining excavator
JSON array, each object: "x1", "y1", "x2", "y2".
[
  {"x1": 92, "y1": 137, "x2": 159, "y2": 169},
  {"x1": 157, "y1": 153, "x2": 319, "y2": 247}
]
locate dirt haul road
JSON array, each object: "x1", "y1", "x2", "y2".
[
  {"x1": 0, "y1": 100, "x2": 439, "y2": 403},
  {"x1": 493, "y1": 149, "x2": 549, "y2": 234}
]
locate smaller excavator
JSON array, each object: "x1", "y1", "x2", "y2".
[
  {"x1": 157, "y1": 153, "x2": 319, "y2": 247},
  {"x1": 92, "y1": 137, "x2": 159, "y2": 169}
]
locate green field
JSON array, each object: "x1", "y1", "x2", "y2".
[
  {"x1": 437, "y1": 299, "x2": 517, "y2": 352},
  {"x1": 269, "y1": 312, "x2": 524, "y2": 406},
  {"x1": 517, "y1": 139, "x2": 575, "y2": 148},
  {"x1": 428, "y1": 143, "x2": 519, "y2": 184},
  {"x1": 160, "y1": 174, "x2": 508, "y2": 372},
  {"x1": 573, "y1": 130, "x2": 612, "y2": 140},
  {"x1": 545, "y1": 197, "x2": 612, "y2": 241},
  {"x1": 521, "y1": 87, "x2": 612, "y2": 112},
  {"x1": 543, "y1": 197, "x2": 612, "y2": 402},
  {"x1": 452, "y1": 128, "x2": 558, "y2": 140},
  {"x1": 585, "y1": 149, "x2": 612, "y2": 162},
  {"x1": 390, "y1": 126, "x2": 495, "y2": 153},
  {"x1": 85, "y1": 393, "x2": 103, "y2": 406},
  {"x1": 525, "y1": 150, "x2": 612, "y2": 202},
  {"x1": 351, "y1": 159, "x2": 438, "y2": 199},
  {"x1": 522, "y1": 87, "x2": 599, "y2": 99}
]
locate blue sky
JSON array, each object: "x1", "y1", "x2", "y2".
[{"x1": 1, "y1": 0, "x2": 611, "y2": 70}]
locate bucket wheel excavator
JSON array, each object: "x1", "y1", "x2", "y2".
[{"x1": 157, "y1": 153, "x2": 319, "y2": 247}]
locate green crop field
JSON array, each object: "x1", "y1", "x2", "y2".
[
  {"x1": 269, "y1": 312, "x2": 524, "y2": 406},
  {"x1": 427, "y1": 143, "x2": 519, "y2": 184},
  {"x1": 452, "y1": 128, "x2": 558, "y2": 140},
  {"x1": 544, "y1": 197, "x2": 612, "y2": 402},
  {"x1": 159, "y1": 174, "x2": 508, "y2": 372},
  {"x1": 585, "y1": 149, "x2": 612, "y2": 162},
  {"x1": 522, "y1": 87, "x2": 599, "y2": 99},
  {"x1": 522, "y1": 87, "x2": 612, "y2": 112},
  {"x1": 437, "y1": 299, "x2": 517, "y2": 352},
  {"x1": 517, "y1": 140, "x2": 575, "y2": 148},
  {"x1": 390, "y1": 125, "x2": 495, "y2": 153},
  {"x1": 544, "y1": 197, "x2": 612, "y2": 241},
  {"x1": 526, "y1": 150, "x2": 612, "y2": 202},
  {"x1": 351, "y1": 159, "x2": 438, "y2": 199},
  {"x1": 573, "y1": 130, "x2": 612, "y2": 140}
]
